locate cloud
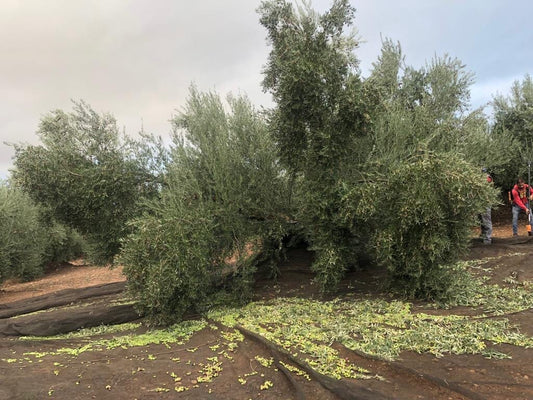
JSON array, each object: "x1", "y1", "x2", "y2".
[
  {"x1": 0, "y1": 0, "x2": 269, "y2": 179},
  {"x1": 470, "y1": 74, "x2": 525, "y2": 111},
  {"x1": 1, "y1": 0, "x2": 532, "y2": 180}
]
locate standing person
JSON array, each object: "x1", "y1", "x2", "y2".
[
  {"x1": 480, "y1": 169, "x2": 493, "y2": 244},
  {"x1": 511, "y1": 178, "x2": 533, "y2": 236}
]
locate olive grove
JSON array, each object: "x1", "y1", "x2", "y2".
[
  {"x1": 10, "y1": 0, "x2": 513, "y2": 323},
  {"x1": 119, "y1": 0, "x2": 501, "y2": 322}
]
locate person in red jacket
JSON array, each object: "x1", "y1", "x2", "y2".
[{"x1": 511, "y1": 178, "x2": 533, "y2": 236}]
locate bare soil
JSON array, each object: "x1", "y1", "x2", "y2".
[
  {"x1": 0, "y1": 260, "x2": 126, "y2": 304},
  {"x1": 1, "y1": 206, "x2": 532, "y2": 399}
]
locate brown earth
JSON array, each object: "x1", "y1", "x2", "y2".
[
  {"x1": 0, "y1": 260, "x2": 126, "y2": 304},
  {"x1": 0, "y1": 206, "x2": 532, "y2": 399}
]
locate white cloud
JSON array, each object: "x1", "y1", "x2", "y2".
[
  {"x1": 470, "y1": 75, "x2": 523, "y2": 111},
  {"x1": 1, "y1": 0, "x2": 532, "y2": 180}
]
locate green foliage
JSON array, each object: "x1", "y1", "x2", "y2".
[
  {"x1": 493, "y1": 74, "x2": 533, "y2": 146},
  {"x1": 120, "y1": 88, "x2": 291, "y2": 323},
  {"x1": 0, "y1": 183, "x2": 83, "y2": 284},
  {"x1": 0, "y1": 184, "x2": 46, "y2": 282},
  {"x1": 4, "y1": 0, "x2": 518, "y2": 320},
  {"x1": 38, "y1": 209, "x2": 85, "y2": 265},
  {"x1": 259, "y1": 0, "x2": 370, "y2": 291},
  {"x1": 119, "y1": 199, "x2": 221, "y2": 324},
  {"x1": 14, "y1": 320, "x2": 206, "y2": 359},
  {"x1": 259, "y1": 0, "x2": 364, "y2": 172},
  {"x1": 439, "y1": 255, "x2": 533, "y2": 314},
  {"x1": 366, "y1": 40, "x2": 514, "y2": 175},
  {"x1": 342, "y1": 152, "x2": 499, "y2": 300},
  {"x1": 353, "y1": 46, "x2": 508, "y2": 301},
  {"x1": 20, "y1": 322, "x2": 142, "y2": 341},
  {"x1": 120, "y1": 2, "x2": 520, "y2": 310},
  {"x1": 258, "y1": 2, "x2": 507, "y2": 300},
  {"x1": 492, "y1": 74, "x2": 533, "y2": 189},
  {"x1": 11, "y1": 101, "x2": 163, "y2": 263}
]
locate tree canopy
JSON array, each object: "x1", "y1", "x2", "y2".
[
  {"x1": 492, "y1": 74, "x2": 533, "y2": 188},
  {"x1": 0, "y1": 182, "x2": 83, "y2": 284},
  {"x1": 12, "y1": 101, "x2": 164, "y2": 263},
  {"x1": 259, "y1": 0, "x2": 500, "y2": 298},
  {"x1": 119, "y1": 88, "x2": 292, "y2": 323}
]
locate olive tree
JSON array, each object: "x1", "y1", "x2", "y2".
[
  {"x1": 343, "y1": 40, "x2": 501, "y2": 300},
  {"x1": 492, "y1": 74, "x2": 533, "y2": 189},
  {"x1": 0, "y1": 182, "x2": 83, "y2": 283},
  {"x1": 259, "y1": 1, "x2": 501, "y2": 300},
  {"x1": 12, "y1": 101, "x2": 163, "y2": 263},
  {"x1": 119, "y1": 88, "x2": 292, "y2": 323},
  {"x1": 259, "y1": 0, "x2": 371, "y2": 290}
]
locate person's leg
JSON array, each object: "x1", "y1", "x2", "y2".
[
  {"x1": 482, "y1": 207, "x2": 492, "y2": 243},
  {"x1": 527, "y1": 202, "x2": 531, "y2": 235},
  {"x1": 512, "y1": 205, "x2": 520, "y2": 235},
  {"x1": 485, "y1": 207, "x2": 492, "y2": 243}
]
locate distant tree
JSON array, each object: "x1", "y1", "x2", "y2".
[
  {"x1": 119, "y1": 88, "x2": 292, "y2": 323},
  {"x1": 492, "y1": 74, "x2": 533, "y2": 189},
  {"x1": 0, "y1": 183, "x2": 45, "y2": 282},
  {"x1": 0, "y1": 182, "x2": 83, "y2": 283},
  {"x1": 12, "y1": 101, "x2": 164, "y2": 263}
]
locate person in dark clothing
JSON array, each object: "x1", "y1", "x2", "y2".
[{"x1": 479, "y1": 169, "x2": 493, "y2": 244}]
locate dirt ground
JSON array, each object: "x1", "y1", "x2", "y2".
[
  {"x1": 0, "y1": 260, "x2": 126, "y2": 304},
  {"x1": 1, "y1": 206, "x2": 532, "y2": 399}
]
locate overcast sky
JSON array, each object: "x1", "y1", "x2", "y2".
[{"x1": 1, "y1": 0, "x2": 531, "y2": 179}]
